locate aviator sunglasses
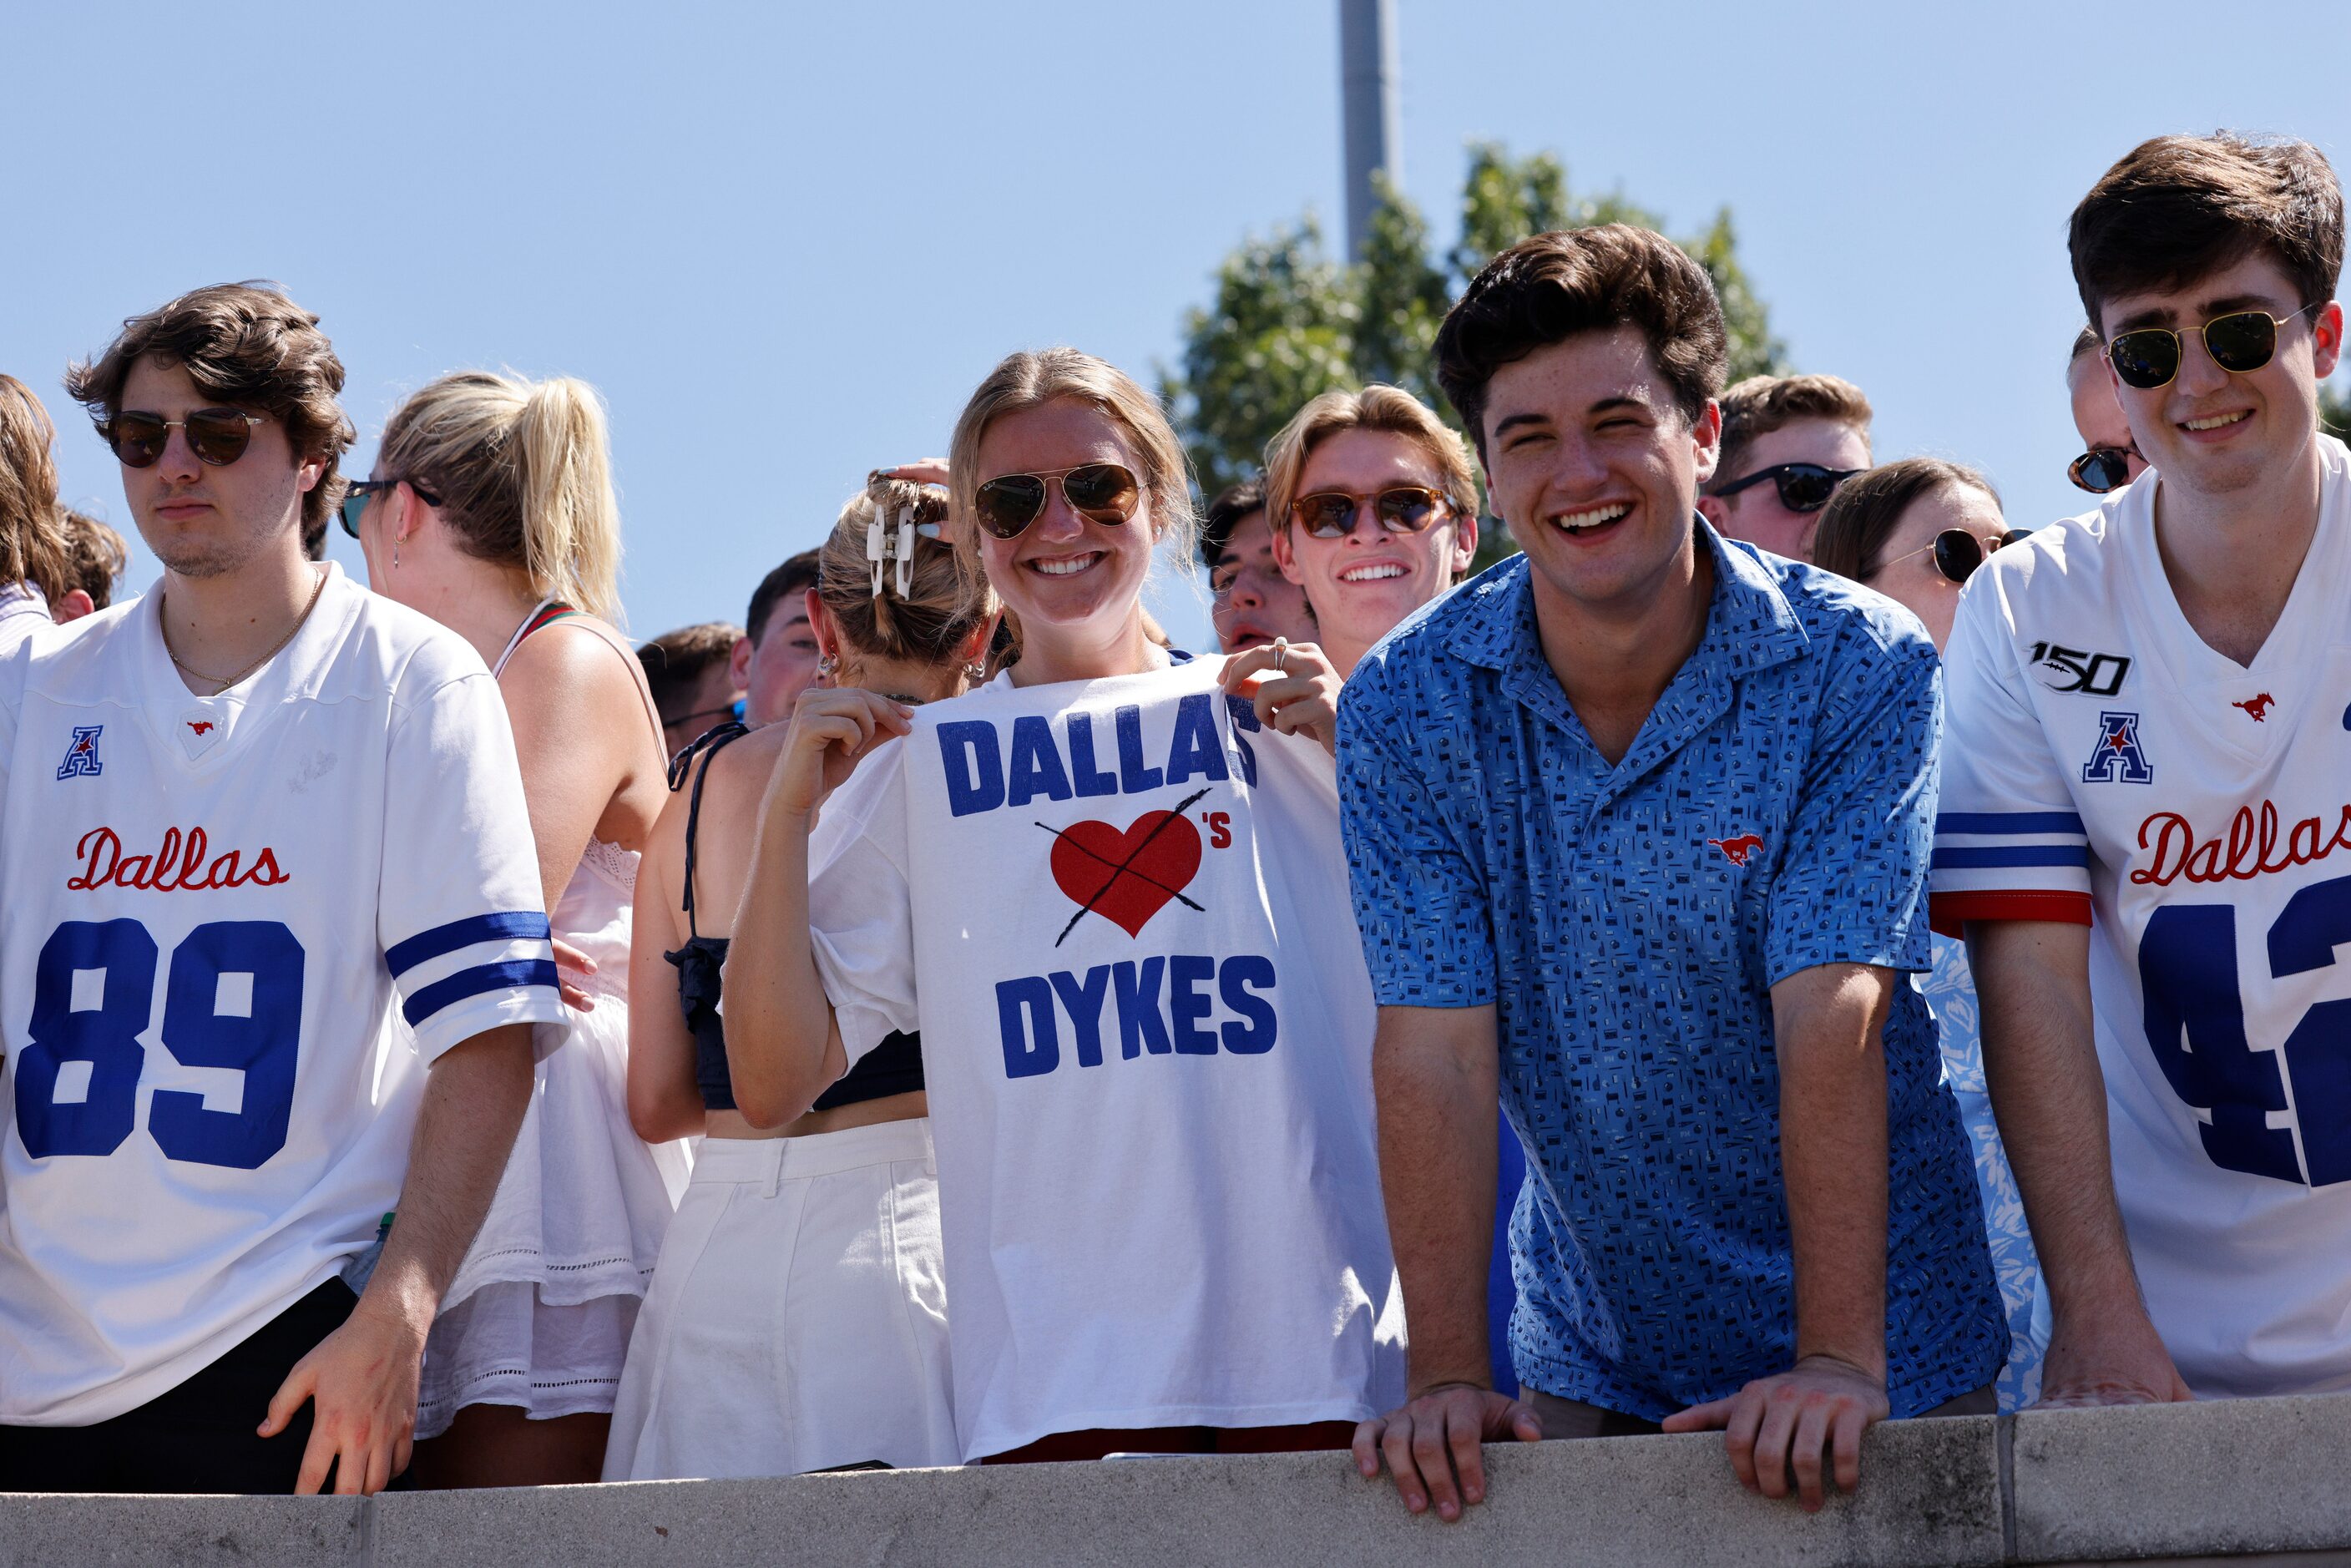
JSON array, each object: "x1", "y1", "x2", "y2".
[
  {"x1": 972, "y1": 462, "x2": 1142, "y2": 540},
  {"x1": 339, "y1": 477, "x2": 444, "y2": 539},
  {"x1": 1288, "y1": 485, "x2": 1453, "y2": 539},
  {"x1": 2106, "y1": 302, "x2": 2321, "y2": 391},
  {"x1": 104, "y1": 407, "x2": 267, "y2": 468},
  {"x1": 2067, "y1": 446, "x2": 2141, "y2": 494},
  {"x1": 1706, "y1": 462, "x2": 1861, "y2": 513},
  {"x1": 1874, "y1": 527, "x2": 2030, "y2": 585}
]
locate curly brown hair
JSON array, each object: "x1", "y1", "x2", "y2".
[{"x1": 65, "y1": 282, "x2": 355, "y2": 539}]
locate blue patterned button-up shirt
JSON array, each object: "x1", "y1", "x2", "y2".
[{"x1": 1338, "y1": 526, "x2": 2006, "y2": 1419}]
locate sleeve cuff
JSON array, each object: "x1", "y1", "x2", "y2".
[{"x1": 1929, "y1": 888, "x2": 2093, "y2": 939}]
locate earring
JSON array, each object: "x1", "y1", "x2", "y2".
[
  {"x1": 392, "y1": 536, "x2": 400, "y2": 569},
  {"x1": 817, "y1": 653, "x2": 838, "y2": 680},
  {"x1": 963, "y1": 662, "x2": 986, "y2": 684}
]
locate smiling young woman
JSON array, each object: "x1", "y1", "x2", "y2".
[{"x1": 720, "y1": 348, "x2": 1407, "y2": 1465}]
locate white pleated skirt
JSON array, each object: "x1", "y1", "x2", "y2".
[
  {"x1": 601, "y1": 1118, "x2": 957, "y2": 1480},
  {"x1": 416, "y1": 991, "x2": 691, "y2": 1439}
]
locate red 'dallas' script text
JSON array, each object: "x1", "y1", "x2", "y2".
[
  {"x1": 67, "y1": 826, "x2": 291, "y2": 892},
  {"x1": 2134, "y1": 801, "x2": 2351, "y2": 887}
]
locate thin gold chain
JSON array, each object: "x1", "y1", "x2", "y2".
[{"x1": 161, "y1": 566, "x2": 329, "y2": 694}]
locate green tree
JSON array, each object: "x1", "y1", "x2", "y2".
[
  {"x1": 1160, "y1": 143, "x2": 1790, "y2": 529},
  {"x1": 2323, "y1": 381, "x2": 2350, "y2": 443}
]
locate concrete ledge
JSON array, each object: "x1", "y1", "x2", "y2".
[
  {"x1": 5, "y1": 1395, "x2": 2350, "y2": 1566},
  {"x1": 2013, "y1": 1395, "x2": 2351, "y2": 1564},
  {"x1": 0, "y1": 1493, "x2": 363, "y2": 1566},
  {"x1": 372, "y1": 1416, "x2": 2000, "y2": 1568}
]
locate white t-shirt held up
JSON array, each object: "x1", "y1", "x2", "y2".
[{"x1": 808, "y1": 655, "x2": 1405, "y2": 1459}]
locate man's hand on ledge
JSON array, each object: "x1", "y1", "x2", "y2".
[
  {"x1": 1352, "y1": 1380, "x2": 1542, "y2": 1522},
  {"x1": 2033, "y1": 1307, "x2": 2193, "y2": 1409},
  {"x1": 1661, "y1": 1353, "x2": 1888, "y2": 1513}
]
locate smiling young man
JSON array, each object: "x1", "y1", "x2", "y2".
[
  {"x1": 1263, "y1": 386, "x2": 1479, "y2": 676},
  {"x1": 1934, "y1": 134, "x2": 2351, "y2": 1406},
  {"x1": 1338, "y1": 225, "x2": 2005, "y2": 1519},
  {"x1": 0, "y1": 284, "x2": 560, "y2": 1494},
  {"x1": 1201, "y1": 476, "x2": 1316, "y2": 655}
]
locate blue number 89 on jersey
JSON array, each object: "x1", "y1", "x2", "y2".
[{"x1": 17, "y1": 918, "x2": 305, "y2": 1170}]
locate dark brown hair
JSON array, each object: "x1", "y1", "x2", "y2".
[
  {"x1": 2070, "y1": 133, "x2": 2343, "y2": 333},
  {"x1": 1711, "y1": 373, "x2": 1873, "y2": 488},
  {"x1": 65, "y1": 283, "x2": 355, "y2": 538},
  {"x1": 0, "y1": 375, "x2": 73, "y2": 602},
  {"x1": 1199, "y1": 475, "x2": 1266, "y2": 568},
  {"x1": 746, "y1": 548, "x2": 820, "y2": 646},
  {"x1": 636, "y1": 622, "x2": 742, "y2": 715},
  {"x1": 58, "y1": 508, "x2": 129, "y2": 610},
  {"x1": 1810, "y1": 458, "x2": 2001, "y2": 584},
  {"x1": 1434, "y1": 224, "x2": 1728, "y2": 459}
]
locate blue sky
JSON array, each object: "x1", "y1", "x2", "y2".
[{"x1": 4, "y1": 1, "x2": 2343, "y2": 654}]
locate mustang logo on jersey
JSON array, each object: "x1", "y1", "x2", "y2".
[
  {"x1": 1708, "y1": 832, "x2": 1766, "y2": 867},
  {"x1": 55, "y1": 726, "x2": 103, "y2": 781},
  {"x1": 2233, "y1": 693, "x2": 2277, "y2": 722},
  {"x1": 68, "y1": 825, "x2": 291, "y2": 893},
  {"x1": 2081, "y1": 711, "x2": 2154, "y2": 784}
]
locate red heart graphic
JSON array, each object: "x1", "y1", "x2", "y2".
[{"x1": 1049, "y1": 809, "x2": 1204, "y2": 938}]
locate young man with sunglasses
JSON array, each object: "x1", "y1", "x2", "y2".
[
  {"x1": 1342, "y1": 225, "x2": 2005, "y2": 1521},
  {"x1": 1937, "y1": 133, "x2": 2351, "y2": 1408},
  {"x1": 1261, "y1": 386, "x2": 1479, "y2": 679},
  {"x1": 0, "y1": 284, "x2": 562, "y2": 1494},
  {"x1": 2066, "y1": 326, "x2": 2149, "y2": 497},
  {"x1": 1695, "y1": 373, "x2": 1872, "y2": 561}
]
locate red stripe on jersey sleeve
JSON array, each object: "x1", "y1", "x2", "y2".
[{"x1": 1929, "y1": 888, "x2": 2093, "y2": 938}]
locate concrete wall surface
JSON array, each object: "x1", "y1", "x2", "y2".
[{"x1": 1, "y1": 1393, "x2": 2347, "y2": 1567}]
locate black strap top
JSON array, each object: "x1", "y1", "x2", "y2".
[{"x1": 664, "y1": 725, "x2": 923, "y2": 1114}]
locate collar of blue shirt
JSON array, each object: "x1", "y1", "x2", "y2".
[{"x1": 1446, "y1": 516, "x2": 1814, "y2": 776}]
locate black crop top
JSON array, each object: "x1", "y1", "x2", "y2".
[{"x1": 665, "y1": 724, "x2": 924, "y2": 1115}]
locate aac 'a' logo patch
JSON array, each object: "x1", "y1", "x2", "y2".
[
  {"x1": 55, "y1": 725, "x2": 104, "y2": 781},
  {"x1": 2081, "y1": 711, "x2": 2153, "y2": 784}
]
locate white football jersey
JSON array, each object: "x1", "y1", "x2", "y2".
[
  {"x1": 0, "y1": 565, "x2": 565, "y2": 1424},
  {"x1": 1935, "y1": 435, "x2": 2351, "y2": 1397}
]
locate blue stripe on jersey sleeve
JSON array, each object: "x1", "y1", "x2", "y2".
[
  {"x1": 402, "y1": 958, "x2": 560, "y2": 1028},
  {"x1": 1934, "y1": 811, "x2": 2088, "y2": 837},
  {"x1": 385, "y1": 912, "x2": 553, "y2": 978},
  {"x1": 1931, "y1": 844, "x2": 2093, "y2": 870}
]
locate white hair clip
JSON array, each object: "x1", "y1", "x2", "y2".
[{"x1": 867, "y1": 507, "x2": 920, "y2": 599}]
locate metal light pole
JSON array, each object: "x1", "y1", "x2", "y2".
[{"x1": 1339, "y1": 0, "x2": 1401, "y2": 260}]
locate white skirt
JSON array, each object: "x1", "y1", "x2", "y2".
[
  {"x1": 417, "y1": 994, "x2": 691, "y2": 1439},
  {"x1": 601, "y1": 1119, "x2": 956, "y2": 1480}
]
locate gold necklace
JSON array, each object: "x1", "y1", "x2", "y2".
[{"x1": 162, "y1": 566, "x2": 329, "y2": 693}]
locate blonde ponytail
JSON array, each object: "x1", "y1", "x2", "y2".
[
  {"x1": 816, "y1": 476, "x2": 993, "y2": 670},
  {"x1": 378, "y1": 370, "x2": 624, "y2": 621}
]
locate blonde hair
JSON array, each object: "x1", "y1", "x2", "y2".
[
  {"x1": 817, "y1": 476, "x2": 993, "y2": 670},
  {"x1": 946, "y1": 348, "x2": 1196, "y2": 608},
  {"x1": 1263, "y1": 384, "x2": 1481, "y2": 546},
  {"x1": 0, "y1": 375, "x2": 73, "y2": 603},
  {"x1": 377, "y1": 370, "x2": 622, "y2": 620}
]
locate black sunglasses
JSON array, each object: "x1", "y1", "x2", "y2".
[
  {"x1": 1288, "y1": 485, "x2": 1452, "y2": 539},
  {"x1": 1706, "y1": 462, "x2": 1861, "y2": 513},
  {"x1": 340, "y1": 477, "x2": 443, "y2": 539},
  {"x1": 1873, "y1": 527, "x2": 2031, "y2": 585},
  {"x1": 973, "y1": 463, "x2": 1141, "y2": 540},
  {"x1": 104, "y1": 407, "x2": 266, "y2": 468},
  {"x1": 2067, "y1": 447, "x2": 2141, "y2": 494},
  {"x1": 2106, "y1": 302, "x2": 2320, "y2": 391}
]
